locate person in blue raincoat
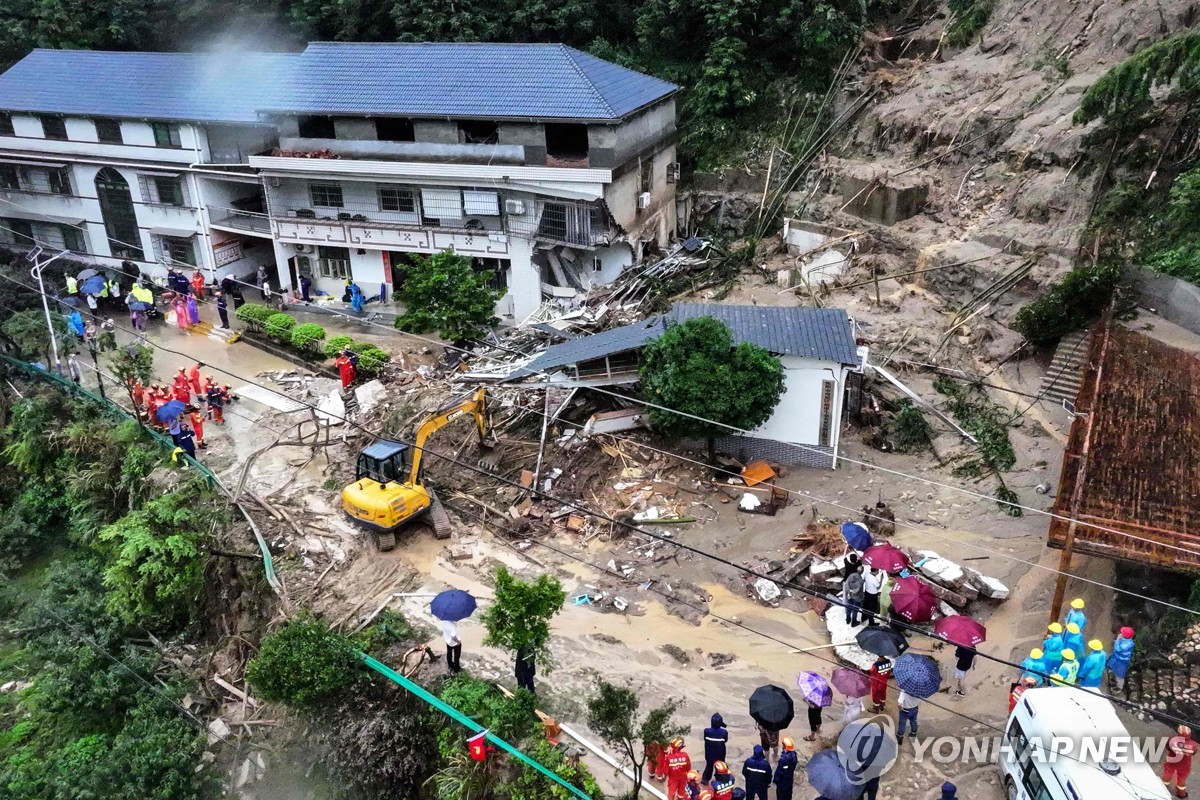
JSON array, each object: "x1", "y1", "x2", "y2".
[
  {"x1": 701, "y1": 713, "x2": 728, "y2": 783},
  {"x1": 66, "y1": 309, "x2": 85, "y2": 340},
  {"x1": 741, "y1": 745, "x2": 771, "y2": 800},
  {"x1": 349, "y1": 281, "x2": 365, "y2": 313},
  {"x1": 1065, "y1": 598, "x2": 1087, "y2": 633},
  {"x1": 1042, "y1": 622, "x2": 1065, "y2": 675},
  {"x1": 1020, "y1": 648, "x2": 1049, "y2": 686},
  {"x1": 1078, "y1": 639, "x2": 1106, "y2": 688},
  {"x1": 1108, "y1": 626, "x2": 1136, "y2": 690},
  {"x1": 772, "y1": 737, "x2": 798, "y2": 800},
  {"x1": 1064, "y1": 623, "x2": 1085, "y2": 660}
]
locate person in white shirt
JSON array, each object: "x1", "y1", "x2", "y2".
[
  {"x1": 440, "y1": 620, "x2": 462, "y2": 673},
  {"x1": 896, "y1": 690, "x2": 920, "y2": 744},
  {"x1": 862, "y1": 567, "x2": 884, "y2": 624}
]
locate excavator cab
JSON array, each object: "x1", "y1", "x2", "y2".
[{"x1": 356, "y1": 441, "x2": 410, "y2": 486}]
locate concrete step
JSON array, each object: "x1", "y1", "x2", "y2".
[{"x1": 1040, "y1": 330, "x2": 1091, "y2": 405}]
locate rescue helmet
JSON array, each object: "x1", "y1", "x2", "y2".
[
  {"x1": 1088, "y1": 639, "x2": 1104, "y2": 651},
  {"x1": 1061, "y1": 649, "x2": 1075, "y2": 661},
  {"x1": 782, "y1": 737, "x2": 795, "y2": 751},
  {"x1": 1022, "y1": 676, "x2": 1037, "y2": 686},
  {"x1": 1066, "y1": 623, "x2": 1081, "y2": 634},
  {"x1": 1120, "y1": 626, "x2": 1135, "y2": 638},
  {"x1": 714, "y1": 760, "x2": 729, "y2": 775},
  {"x1": 687, "y1": 771, "x2": 700, "y2": 782},
  {"x1": 699, "y1": 792, "x2": 714, "y2": 800},
  {"x1": 1047, "y1": 622, "x2": 1063, "y2": 634},
  {"x1": 1030, "y1": 648, "x2": 1044, "y2": 659},
  {"x1": 1071, "y1": 598, "x2": 1085, "y2": 610},
  {"x1": 1180, "y1": 725, "x2": 1192, "y2": 737},
  {"x1": 670, "y1": 737, "x2": 684, "y2": 749}
]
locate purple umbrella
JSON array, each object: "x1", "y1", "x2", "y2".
[
  {"x1": 831, "y1": 667, "x2": 871, "y2": 698},
  {"x1": 797, "y1": 671, "x2": 833, "y2": 707}
]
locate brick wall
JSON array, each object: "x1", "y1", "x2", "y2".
[{"x1": 707, "y1": 435, "x2": 836, "y2": 469}]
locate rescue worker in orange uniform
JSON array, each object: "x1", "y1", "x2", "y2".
[
  {"x1": 172, "y1": 367, "x2": 191, "y2": 403},
  {"x1": 191, "y1": 270, "x2": 206, "y2": 299},
  {"x1": 144, "y1": 384, "x2": 160, "y2": 424},
  {"x1": 666, "y1": 737, "x2": 692, "y2": 800},
  {"x1": 187, "y1": 362, "x2": 204, "y2": 396},
  {"x1": 189, "y1": 408, "x2": 206, "y2": 449},
  {"x1": 1009, "y1": 676, "x2": 1036, "y2": 714},
  {"x1": 335, "y1": 349, "x2": 357, "y2": 390},
  {"x1": 710, "y1": 761, "x2": 734, "y2": 800}
]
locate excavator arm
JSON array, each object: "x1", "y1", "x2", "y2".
[{"x1": 407, "y1": 387, "x2": 494, "y2": 483}]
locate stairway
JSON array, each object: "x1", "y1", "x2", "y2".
[
  {"x1": 1039, "y1": 330, "x2": 1091, "y2": 406},
  {"x1": 187, "y1": 320, "x2": 239, "y2": 344}
]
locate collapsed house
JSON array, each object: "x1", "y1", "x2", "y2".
[{"x1": 495, "y1": 303, "x2": 864, "y2": 468}]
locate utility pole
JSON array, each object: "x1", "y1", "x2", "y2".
[
  {"x1": 87, "y1": 340, "x2": 106, "y2": 400},
  {"x1": 26, "y1": 247, "x2": 70, "y2": 375}
]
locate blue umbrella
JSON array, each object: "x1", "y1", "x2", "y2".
[
  {"x1": 80, "y1": 275, "x2": 107, "y2": 295},
  {"x1": 841, "y1": 521, "x2": 872, "y2": 551},
  {"x1": 893, "y1": 653, "x2": 941, "y2": 698},
  {"x1": 127, "y1": 300, "x2": 153, "y2": 312},
  {"x1": 807, "y1": 749, "x2": 858, "y2": 800},
  {"x1": 155, "y1": 399, "x2": 186, "y2": 423},
  {"x1": 431, "y1": 589, "x2": 478, "y2": 622}
]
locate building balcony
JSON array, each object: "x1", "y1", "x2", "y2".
[
  {"x1": 278, "y1": 137, "x2": 527, "y2": 165},
  {"x1": 209, "y1": 207, "x2": 273, "y2": 237}
]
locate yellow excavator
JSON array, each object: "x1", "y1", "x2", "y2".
[{"x1": 342, "y1": 387, "x2": 494, "y2": 550}]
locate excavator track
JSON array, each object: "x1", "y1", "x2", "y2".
[
  {"x1": 427, "y1": 491, "x2": 452, "y2": 540},
  {"x1": 377, "y1": 530, "x2": 397, "y2": 551}
]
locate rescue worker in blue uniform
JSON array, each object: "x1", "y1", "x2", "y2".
[
  {"x1": 742, "y1": 745, "x2": 771, "y2": 800},
  {"x1": 702, "y1": 713, "x2": 729, "y2": 783}
]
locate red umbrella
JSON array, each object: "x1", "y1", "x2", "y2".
[
  {"x1": 889, "y1": 576, "x2": 937, "y2": 622},
  {"x1": 934, "y1": 615, "x2": 987, "y2": 647},
  {"x1": 862, "y1": 543, "x2": 909, "y2": 573}
]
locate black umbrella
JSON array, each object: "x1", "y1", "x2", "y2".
[
  {"x1": 56, "y1": 296, "x2": 82, "y2": 308},
  {"x1": 749, "y1": 684, "x2": 794, "y2": 731},
  {"x1": 856, "y1": 627, "x2": 909, "y2": 658}
]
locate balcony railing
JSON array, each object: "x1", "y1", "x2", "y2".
[{"x1": 209, "y1": 207, "x2": 272, "y2": 235}]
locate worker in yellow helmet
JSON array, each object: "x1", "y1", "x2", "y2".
[
  {"x1": 1043, "y1": 622, "x2": 1065, "y2": 674},
  {"x1": 1052, "y1": 649, "x2": 1079, "y2": 685},
  {"x1": 1065, "y1": 597, "x2": 1087, "y2": 633}
]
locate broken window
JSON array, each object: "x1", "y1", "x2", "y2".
[
  {"x1": 819, "y1": 380, "x2": 836, "y2": 447},
  {"x1": 545, "y1": 123, "x2": 589, "y2": 164},
  {"x1": 94, "y1": 118, "x2": 123, "y2": 144},
  {"x1": 40, "y1": 116, "x2": 67, "y2": 140},
  {"x1": 48, "y1": 168, "x2": 71, "y2": 195},
  {"x1": 297, "y1": 115, "x2": 336, "y2": 139},
  {"x1": 375, "y1": 118, "x2": 414, "y2": 142},
  {"x1": 458, "y1": 120, "x2": 499, "y2": 145}
]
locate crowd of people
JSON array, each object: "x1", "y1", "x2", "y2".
[{"x1": 125, "y1": 362, "x2": 234, "y2": 460}]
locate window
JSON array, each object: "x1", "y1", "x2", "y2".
[
  {"x1": 159, "y1": 235, "x2": 196, "y2": 266},
  {"x1": 458, "y1": 120, "x2": 499, "y2": 145},
  {"x1": 378, "y1": 186, "x2": 416, "y2": 213},
  {"x1": 0, "y1": 218, "x2": 34, "y2": 246},
  {"x1": 463, "y1": 190, "x2": 500, "y2": 216},
  {"x1": 375, "y1": 118, "x2": 414, "y2": 142},
  {"x1": 0, "y1": 165, "x2": 19, "y2": 190},
  {"x1": 0, "y1": 113, "x2": 13, "y2": 136},
  {"x1": 95, "y1": 167, "x2": 144, "y2": 259},
  {"x1": 592, "y1": 256, "x2": 603, "y2": 273},
  {"x1": 61, "y1": 225, "x2": 84, "y2": 252},
  {"x1": 309, "y1": 182, "x2": 343, "y2": 208},
  {"x1": 317, "y1": 245, "x2": 350, "y2": 279},
  {"x1": 48, "y1": 168, "x2": 71, "y2": 195},
  {"x1": 297, "y1": 115, "x2": 336, "y2": 139},
  {"x1": 545, "y1": 123, "x2": 589, "y2": 162},
  {"x1": 153, "y1": 177, "x2": 184, "y2": 206},
  {"x1": 640, "y1": 159, "x2": 653, "y2": 194},
  {"x1": 151, "y1": 122, "x2": 181, "y2": 148},
  {"x1": 94, "y1": 118, "x2": 123, "y2": 144},
  {"x1": 40, "y1": 116, "x2": 68, "y2": 140},
  {"x1": 818, "y1": 380, "x2": 836, "y2": 447}
]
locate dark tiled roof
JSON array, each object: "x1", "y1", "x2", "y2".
[
  {"x1": 520, "y1": 304, "x2": 858, "y2": 377},
  {"x1": 668, "y1": 304, "x2": 859, "y2": 364},
  {"x1": 0, "y1": 49, "x2": 299, "y2": 122},
  {"x1": 271, "y1": 42, "x2": 677, "y2": 120}
]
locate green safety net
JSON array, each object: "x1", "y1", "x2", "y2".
[
  {"x1": 2, "y1": 355, "x2": 589, "y2": 799},
  {"x1": 359, "y1": 653, "x2": 591, "y2": 800}
]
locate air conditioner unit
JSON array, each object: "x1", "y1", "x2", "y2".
[
  {"x1": 637, "y1": 192, "x2": 651, "y2": 210},
  {"x1": 666, "y1": 162, "x2": 680, "y2": 184},
  {"x1": 505, "y1": 198, "x2": 526, "y2": 215},
  {"x1": 293, "y1": 243, "x2": 311, "y2": 253}
]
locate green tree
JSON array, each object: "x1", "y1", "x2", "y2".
[
  {"x1": 480, "y1": 566, "x2": 565, "y2": 666},
  {"x1": 0, "y1": 308, "x2": 74, "y2": 364},
  {"x1": 95, "y1": 487, "x2": 213, "y2": 630},
  {"x1": 394, "y1": 250, "x2": 502, "y2": 343},
  {"x1": 639, "y1": 316, "x2": 785, "y2": 459},
  {"x1": 246, "y1": 613, "x2": 360, "y2": 706},
  {"x1": 586, "y1": 680, "x2": 684, "y2": 799},
  {"x1": 109, "y1": 344, "x2": 154, "y2": 424}
]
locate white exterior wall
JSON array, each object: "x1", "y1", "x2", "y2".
[{"x1": 747, "y1": 355, "x2": 847, "y2": 454}]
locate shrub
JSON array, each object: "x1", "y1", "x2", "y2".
[
  {"x1": 1013, "y1": 262, "x2": 1122, "y2": 346},
  {"x1": 246, "y1": 614, "x2": 360, "y2": 707},
  {"x1": 291, "y1": 322, "x2": 326, "y2": 352},
  {"x1": 353, "y1": 343, "x2": 390, "y2": 378},
  {"x1": 264, "y1": 312, "x2": 296, "y2": 342},
  {"x1": 234, "y1": 303, "x2": 274, "y2": 330},
  {"x1": 946, "y1": 0, "x2": 994, "y2": 46},
  {"x1": 887, "y1": 400, "x2": 932, "y2": 453},
  {"x1": 324, "y1": 335, "x2": 354, "y2": 359}
]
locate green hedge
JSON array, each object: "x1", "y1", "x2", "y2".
[
  {"x1": 323, "y1": 335, "x2": 354, "y2": 359},
  {"x1": 264, "y1": 312, "x2": 296, "y2": 341},
  {"x1": 354, "y1": 343, "x2": 390, "y2": 378},
  {"x1": 235, "y1": 303, "x2": 275, "y2": 332},
  {"x1": 291, "y1": 323, "x2": 326, "y2": 352}
]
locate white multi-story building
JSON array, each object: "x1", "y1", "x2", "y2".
[{"x1": 0, "y1": 43, "x2": 679, "y2": 321}]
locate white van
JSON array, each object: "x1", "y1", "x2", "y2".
[{"x1": 1001, "y1": 687, "x2": 1171, "y2": 800}]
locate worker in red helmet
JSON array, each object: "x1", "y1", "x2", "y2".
[
  {"x1": 685, "y1": 770, "x2": 703, "y2": 800},
  {"x1": 666, "y1": 737, "x2": 692, "y2": 800},
  {"x1": 1164, "y1": 725, "x2": 1196, "y2": 798},
  {"x1": 710, "y1": 760, "x2": 734, "y2": 800}
]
